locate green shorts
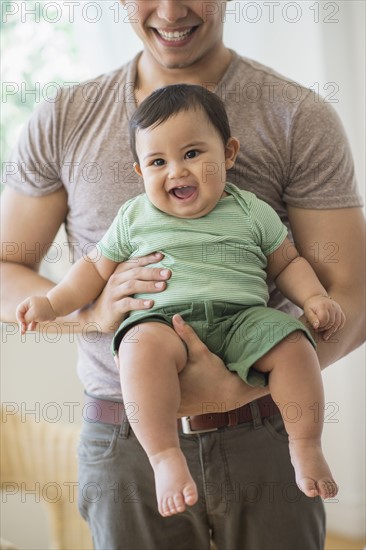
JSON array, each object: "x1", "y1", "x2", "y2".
[{"x1": 113, "y1": 301, "x2": 316, "y2": 387}]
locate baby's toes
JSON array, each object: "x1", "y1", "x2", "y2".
[
  {"x1": 183, "y1": 484, "x2": 198, "y2": 506},
  {"x1": 297, "y1": 477, "x2": 319, "y2": 498},
  {"x1": 318, "y1": 478, "x2": 338, "y2": 499},
  {"x1": 160, "y1": 496, "x2": 175, "y2": 517},
  {"x1": 173, "y1": 493, "x2": 186, "y2": 513},
  {"x1": 160, "y1": 494, "x2": 185, "y2": 517}
]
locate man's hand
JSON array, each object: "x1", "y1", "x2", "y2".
[
  {"x1": 84, "y1": 252, "x2": 171, "y2": 332},
  {"x1": 172, "y1": 315, "x2": 268, "y2": 417}
]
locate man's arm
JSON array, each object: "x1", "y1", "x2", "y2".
[
  {"x1": 287, "y1": 206, "x2": 365, "y2": 369},
  {"x1": 0, "y1": 187, "x2": 171, "y2": 332},
  {"x1": 1, "y1": 187, "x2": 70, "y2": 321}
]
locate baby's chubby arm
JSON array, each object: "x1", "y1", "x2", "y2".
[
  {"x1": 267, "y1": 238, "x2": 345, "y2": 340},
  {"x1": 16, "y1": 251, "x2": 118, "y2": 334}
]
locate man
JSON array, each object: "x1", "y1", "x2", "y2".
[{"x1": 1, "y1": 1, "x2": 364, "y2": 549}]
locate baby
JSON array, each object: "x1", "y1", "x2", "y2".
[{"x1": 17, "y1": 84, "x2": 345, "y2": 518}]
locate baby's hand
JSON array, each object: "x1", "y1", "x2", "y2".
[
  {"x1": 16, "y1": 296, "x2": 57, "y2": 335},
  {"x1": 303, "y1": 295, "x2": 346, "y2": 341}
]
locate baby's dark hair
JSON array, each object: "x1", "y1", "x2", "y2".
[{"x1": 129, "y1": 84, "x2": 231, "y2": 163}]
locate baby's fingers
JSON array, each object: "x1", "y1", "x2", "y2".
[
  {"x1": 28, "y1": 321, "x2": 38, "y2": 332},
  {"x1": 16, "y1": 302, "x2": 28, "y2": 334},
  {"x1": 339, "y1": 310, "x2": 346, "y2": 330},
  {"x1": 316, "y1": 306, "x2": 336, "y2": 330},
  {"x1": 16, "y1": 299, "x2": 39, "y2": 334},
  {"x1": 322, "y1": 309, "x2": 346, "y2": 341},
  {"x1": 305, "y1": 309, "x2": 323, "y2": 330}
]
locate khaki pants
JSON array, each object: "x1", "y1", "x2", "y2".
[{"x1": 77, "y1": 401, "x2": 325, "y2": 550}]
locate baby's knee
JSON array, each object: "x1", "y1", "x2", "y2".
[
  {"x1": 255, "y1": 331, "x2": 316, "y2": 372},
  {"x1": 117, "y1": 323, "x2": 162, "y2": 355},
  {"x1": 286, "y1": 330, "x2": 317, "y2": 357},
  {"x1": 118, "y1": 322, "x2": 187, "y2": 368}
]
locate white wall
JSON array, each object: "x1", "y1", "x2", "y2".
[{"x1": 2, "y1": 1, "x2": 365, "y2": 546}]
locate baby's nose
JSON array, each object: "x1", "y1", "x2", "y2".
[{"x1": 168, "y1": 162, "x2": 189, "y2": 179}]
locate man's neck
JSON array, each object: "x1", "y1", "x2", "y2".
[{"x1": 135, "y1": 46, "x2": 232, "y2": 103}]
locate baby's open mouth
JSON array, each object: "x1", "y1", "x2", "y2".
[{"x1": 169, "y1": 186, "x2": 197, "y2": 199}]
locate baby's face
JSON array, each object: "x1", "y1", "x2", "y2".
[{"x1": 134, "y1": 108, "x2": 239, "y2": 218}]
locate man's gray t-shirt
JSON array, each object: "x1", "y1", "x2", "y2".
[{"x1": 5, "y1": 51, "x2": 363, "y2": 397}]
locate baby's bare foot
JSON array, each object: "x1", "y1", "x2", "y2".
[
  {"x1": 289, "y1": 438, "x2": 338, "y2": 499},
  {"x1": 149, "y1": 447, "x2": 198, "y2": 517}
]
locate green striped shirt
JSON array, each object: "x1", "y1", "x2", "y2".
[{"x1": 97, "y1": 183, "x2": 287, "y2": 317}]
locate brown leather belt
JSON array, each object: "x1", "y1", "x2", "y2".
[{"x1": 84, "y1": 394, "x2": 280, "y2": 435}]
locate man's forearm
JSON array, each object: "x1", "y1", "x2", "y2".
[
  {"x1": 1, "y1": 262, "x2": 90, "y2": 333},
  {"x1": 218, "y1": 288, "x2": 365, "y2": 414},
  {"x1": 213, "y1": 371, "x2": 270, "y2": 413},
  {"x1": 178, "y1": 365, "x2": 269, "y2": 416},
  {"x1": 214, "y1": 288, "x2": 364, "y2": 416}
]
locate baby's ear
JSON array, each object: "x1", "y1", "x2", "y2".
[
  {"x1": 133, "y1": 162, "x2": 142, "y2": 177},
  {"x1": 225, "y1": 137, "x2": 240, "y2": 170}
]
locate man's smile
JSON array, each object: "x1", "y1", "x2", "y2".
[{"x1": 153, "y1": 26, "x2": 199, "y2": 45}]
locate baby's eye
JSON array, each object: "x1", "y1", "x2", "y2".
[
  {"x1": 152, "y1": 158, "x2": 165, "y2": 166},
  {"x1": 185, "y1": 150, "x2": 199, "y2": 159}
]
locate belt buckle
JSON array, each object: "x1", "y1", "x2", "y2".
[{"x1": 180, "y1": 416, "x2": 218, "y2": 435}]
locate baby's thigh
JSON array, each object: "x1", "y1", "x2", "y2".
[
  {"x1": 223, "y1": 306, "x2": 314, "y2": 374},
  {"x1": 119, "y1": 321, "x2": 187, "y2": 370}
]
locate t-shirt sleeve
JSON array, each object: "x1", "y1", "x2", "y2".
[
  {"x1": 97, "y1": 205, "x2": 132, "y2": 262},
  {"x1": 3, "y1": 100, "x2": 63, "y2": 196},
  {"x1": 283, "y1": 91, "x2": 363, "y2": 209},
  {"x1": 250, "y1": 194, "x2": 288, "y2": 255}
]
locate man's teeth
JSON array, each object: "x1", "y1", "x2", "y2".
[{"x1": 157, "y1": 28, "x2": 193, "y2": 42}]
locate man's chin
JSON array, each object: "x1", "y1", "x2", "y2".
[
  {"x1": 159, "y1": 59, "x2": 196, "y2": 70},
  {"x1": 154, "y1": 50, "x2": 202, "y2": 71}
]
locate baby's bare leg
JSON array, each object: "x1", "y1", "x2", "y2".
[
  {"x1": 254, "y1": 333, "x2": 338, "y2": 499},
  {"x1": 118, "y1": 322, "x2": 197, "y2": 517}
]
